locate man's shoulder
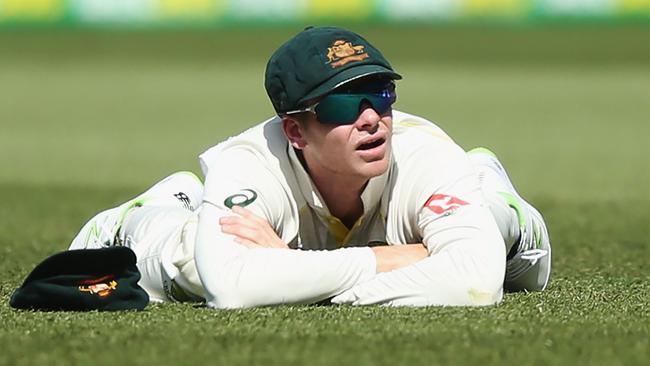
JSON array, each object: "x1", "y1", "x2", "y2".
[
  {"x1": 199, "y1": 116, "x2": 288, "y2": 175},
  {"x1": 386, "y1": 110, "x2": 473, "y2": 202},
  {"x1": 391, "y1": 110, "x2": 462, "y2": 159},
  {"x1": 198, "y1": 116, "x2": 301, "y2": 226}
]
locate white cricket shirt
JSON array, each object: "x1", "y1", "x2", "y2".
[{"x1": 179, "y1": 110, "x2": 505, "y2": 308}]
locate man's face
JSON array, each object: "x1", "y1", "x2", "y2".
[{"x1": 300, "y1": 103, "x2": 393, "y2": 181}]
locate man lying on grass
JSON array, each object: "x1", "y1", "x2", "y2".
[{"x1": 68, "y1": 26, "x2": 551, "y2": 308}]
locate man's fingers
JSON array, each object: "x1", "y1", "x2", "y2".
[
  {"x1": 222, "y1": 223, "x2": 277, "y2": 248},
  {"x1": 219, "y1": 216, "x2": 240, "y2": 225},
  {"x1": 231, "y1": 205, "x2": 261, "y2": 221},
  {"x1": 220, "y1": 206, "x2": 289, "y2": 249},
  {"x1": 220, "y1": 216, "x2": 256, "y2": 231},
  {"x1": 221, "y1": 224, "x2": 257, "y2": 242}
]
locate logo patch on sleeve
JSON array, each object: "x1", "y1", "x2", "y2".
[
  {"x1": 424, "y1": 194, "x2": 469, "y2": 215},
  {"x1": 224, "y1": 189, "x2": 258, "y2": 209}
]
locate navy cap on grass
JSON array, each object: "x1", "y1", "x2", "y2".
[
  {"x1": 10, "y1": 247, "x2": 149, "y2": 311},
  {"x1": 265, "y1": 26, "x2": 402, "y2": 114}
]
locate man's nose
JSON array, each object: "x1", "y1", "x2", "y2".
[{"x1": 355, "y1": 102, "x2": 381, "y2": 131}]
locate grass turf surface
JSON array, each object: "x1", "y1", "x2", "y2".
[{"x1": 1, "y1": 26, "x2": 649, "y2": 365}]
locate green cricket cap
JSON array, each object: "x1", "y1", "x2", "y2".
[
  {"x1": 10, "y1": 247, "x2": 149, "y2": 312},
  {"x1": 265, "y1": 26, "x2": 402, "y2": 114}
]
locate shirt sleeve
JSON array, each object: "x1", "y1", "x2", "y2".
[
  {"x1": 332, "y1": 143, "x2": 506, "y2": 306},
  {"x1": 194, "y1": 148, "x2": 377, "y2": 309}
]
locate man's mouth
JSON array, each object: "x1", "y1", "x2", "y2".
[{"x1": 356, "y1": 138, "x2": 386, "y2": 151}]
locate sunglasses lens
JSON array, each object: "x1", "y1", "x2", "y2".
[
  {"x1": 314, "y1": 88, "x2": 397, "y2": 125},
  {"x1": 367, "y1": 90, "x2": 397, "y2": 115},
  {"x1": 314, "y1": 95, "x2": 362, "y2": 124}
]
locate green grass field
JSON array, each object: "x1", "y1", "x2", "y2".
[{"x1": 1, "y1": 25, "x2": 649, "y2": 365}]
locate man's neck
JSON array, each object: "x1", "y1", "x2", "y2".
[
  {"x1": 297, "y1": 151, "x2": 366, "y2": 228},
  {"x1": 314, "y1": 173, "x2": 366, "y2": 229}
]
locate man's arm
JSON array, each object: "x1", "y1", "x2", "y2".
[
  {"x1": 195, "y1": 147, "x2": 388, "y2": 309},
  {"x1": 220, "y1": 205, "x2": 429, "y2": 273},
  {"x1": 194, "y1": 203, "x2": 378, "y2": 309},
  {"x1": 331, "y1": 143, "x2": 507, "y2": 307},
  {"x1": 331, "y1": 204, "x2": 506, "y2": 306},
  {"x1": 370, "y1": 244, "x2": 429, "y2": 272},
  {"x1": 214, "y1": 201, "x2": 504, "y2": 307}
]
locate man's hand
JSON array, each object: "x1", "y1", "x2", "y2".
[
  {"x1": 219, "y1": 206, "x2": 289, "y2": 249},
  {"x1": 371, "y1": 244, "x2": 428, "y2": 273},
  {"x1": 219, "y1": 206, "x2": 428, "y2": 271}
]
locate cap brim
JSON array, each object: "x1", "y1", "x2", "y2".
[
  {"x1": 22, "y1": 247, "x2": 137, "y2": 283},
  {"x1": 299, "y1": 65, "x2": 402, "y2": 105},
  {"x1": 9, "y1": 247, "x2": 149, "y2": 312}
]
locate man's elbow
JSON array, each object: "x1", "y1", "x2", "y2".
[
  {"x1": 201, "y1": 263, "x2": 288, "y2": 309},
  {"x1": 203, "y1": 284, "x2": 265, "y2": 309},
  {"x1": 463, "y1": 279, "x2": 504, "y2": 306},
  {"x1": 198, "y1": 262, "x2": 262, "y2": 309},
  {"x1": 463, "y1": 250, "x2": 505, "y2": 306},
  {"x1": 205, "y1": 296, "x2": 255, "y2": 310}
]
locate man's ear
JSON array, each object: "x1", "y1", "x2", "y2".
[{"x1": 281, "y1": 116, "x2": 308, "y2": 150}]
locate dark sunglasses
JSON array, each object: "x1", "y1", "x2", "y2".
[{"x1": 285, "y1": 82, "x2": 397, "y2": 125}]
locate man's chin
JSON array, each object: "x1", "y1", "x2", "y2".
[{"x1": 357, "y1": 159, "x2": 390, "y2": 179}]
